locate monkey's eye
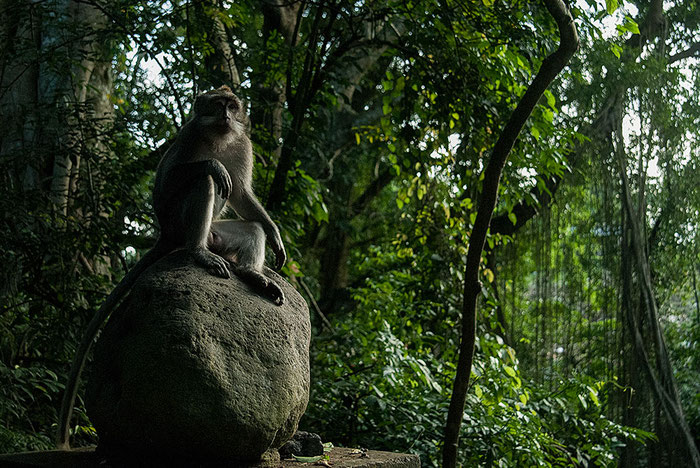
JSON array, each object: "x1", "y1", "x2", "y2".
[{"x1": 227, "y1": 101, "x2": 238, "y2": 110}]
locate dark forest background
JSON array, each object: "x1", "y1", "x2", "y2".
[{"x1": 1, "y1": 0, "x2": 699, "y2": 466}]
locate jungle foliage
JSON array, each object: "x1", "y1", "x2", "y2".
[{"x1": 1, "y1": 0, "x2": 699, "y2": 466}]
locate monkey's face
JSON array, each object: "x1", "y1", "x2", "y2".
[{"x1": 194, "y1": 92, "x2": 244, "y2": 136}]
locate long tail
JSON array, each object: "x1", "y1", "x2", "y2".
[{"x1": 56, "y1": 242, "x2": 171, "y2": 450}]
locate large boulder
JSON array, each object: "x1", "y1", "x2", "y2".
[{"x1": 85, "y1": 250, "x2": 310, "y2": 463}]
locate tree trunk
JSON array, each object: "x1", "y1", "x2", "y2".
[
  {"x1": 250, "y1": 1, "x2": 300, "y2": 169},
  {"x1": 619, "y1": 213, "x2": 640, "y2": 468},
  {"x1": 0, "y1": 0, "x2": 113, "y2": 248},
  {"x1": 442, "y1": 1, "x2": 578, "y2": 466},
  {"x1": 617, "y1": 151, "x2": 700, "y2": 467},
  {"x1": 318, "y1": 218, "x2": 351, "y2": 312},
  {"x1": 0, "y1": 0, "x2": 115, "y2": 444}
]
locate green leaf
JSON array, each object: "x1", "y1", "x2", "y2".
[
  {"x1": 605, "y1": 0, "x2": 618, "y2": 14},
  {"x1": 542, "y1": 108, "x2": 553, "y2": 123},
  {"x1": 627, "y1": 19, "x2": 640, "y2": 34},
  {"x1": 508, "y1": 212, "x2": 517, "y2": 225},
  {"x1": 372, "y1": 385, "x2": 385, "y2": 398},
  {"x1": 619, "y1": 15, "x2": 640, "y2": 34},
  {"x1": 544, "y1": 89, "x2": 557, "y2": 110},
  {"x1": 504, "y1": 365, "x2": 517, "y2": 378},
  {"x1": 578, "y1": 394, "x2": 588, "y2": 409},
  {"x1": 611, "y1": 43, "x2": 623, "y2": 59},
  {"x1": 588, "y1": 386, "x2": 601, "y2": 406}
]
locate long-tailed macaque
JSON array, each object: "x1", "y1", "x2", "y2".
[{"x1": 56, "y1": 86, "x2": 287, "y2": 449}]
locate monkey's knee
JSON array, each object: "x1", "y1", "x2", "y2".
[
  {"x1": 247, "y1": 221, "x2": 265, "y2": 241},
  {"x1": 236, "y1": 222, "x2": 265, "y2": 270}
]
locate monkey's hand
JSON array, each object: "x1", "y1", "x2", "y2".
[
  {"x1": 269, "y1": 229, "x2": 287, "y2": 270},
  {"x1": 206, "y1": 160, "x2": 232, "y2": 199},
  {"x1": 191, "y1": 246, "x2": 231, "y2": 278}
]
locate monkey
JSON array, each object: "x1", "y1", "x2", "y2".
[{"x1": 56, "y1": 86, "x2": 287, "y2": 450}]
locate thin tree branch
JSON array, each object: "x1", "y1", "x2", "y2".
[
  {"x1": 266, "y1": 10, "x2": 405, "y2": 210},
  {"x1": 668, "y1": 42, "x2": 700, "y2": 64},
  {"x1": 351, "y1": 167, "x2": 394, "y2": 216},
  {"x1": 299, "y1": 278, "x2": 333, "y2": 331}
]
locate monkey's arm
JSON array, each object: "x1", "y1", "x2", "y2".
[
  {"x1": 230, "y1": 189, "x2": 287, "y2": 270},
  {"x1": 165, "y1": 159, "x2": 232, "y2": 199}
]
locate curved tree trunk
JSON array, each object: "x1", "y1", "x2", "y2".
[{"x1": 442, "y1": 1, "x2": 579, "y2": 465}]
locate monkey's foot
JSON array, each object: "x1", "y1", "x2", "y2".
[
  {"x1": 230, "y1": 265, "x2": 285, "y2": 306},
  {"x1": 191, "y1": 247, "x2": 231, "y2": 278}
]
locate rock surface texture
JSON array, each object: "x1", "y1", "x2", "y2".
[
  {"x1": 278, "y1": 430, "x2": 324, "y2": 458},
  {"x1": 85, "y1": 250, "x2": 310, "y2": 463}
]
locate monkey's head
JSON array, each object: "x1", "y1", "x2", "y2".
[{"x1": 193, "y1": 86, "x2": 246, "y2": 136}]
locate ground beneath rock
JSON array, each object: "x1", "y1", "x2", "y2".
[{"x1": 0, "y1": 446, "x2": 420, "y2": 467}]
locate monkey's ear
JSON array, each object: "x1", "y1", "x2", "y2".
[{"x1": 230, "y1": 94, "x2": 242, "y2": 109}]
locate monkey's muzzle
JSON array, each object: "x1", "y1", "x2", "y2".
[{"x1": 215, "y1": 120, "x2": 233, "y2": 132}]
